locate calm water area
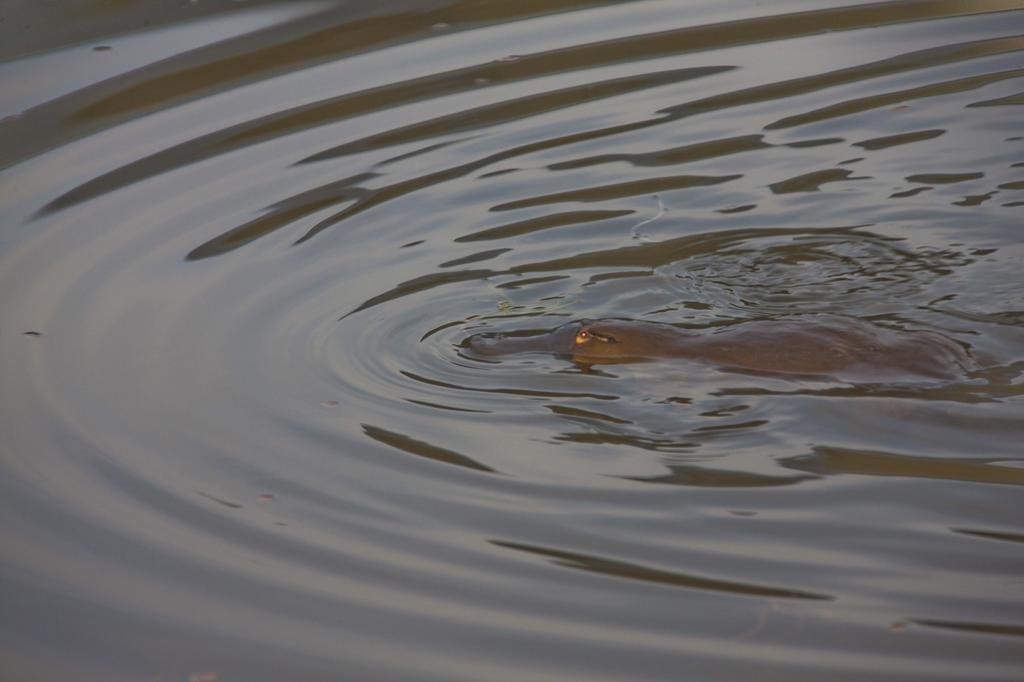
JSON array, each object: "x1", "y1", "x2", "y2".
[{"x1": 1, "y1": 1, "x2": 1023, "y2": 680}]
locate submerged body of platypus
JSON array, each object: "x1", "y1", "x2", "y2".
[{"x1": 465, "y1": 316, "x2": 976, "y2": 380}]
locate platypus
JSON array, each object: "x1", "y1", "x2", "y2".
[{"x1": 464, "y1": 316, "x2": 976, "y2": 380}]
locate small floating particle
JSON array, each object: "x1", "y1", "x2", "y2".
[
  {"x1": 431, "y1": 22, "x2": 449, "y2": 30},
  {"x1": 92, "y1": 45, "x2": 111, "y2": 51},
  {"x1": 23, "y1": 331, "x2": 41, "y2": 337},
  {"x1": 189, "y1": 673, "x2": 217, "y2": 682},
  {"x1": 890, "y1": 104, "x2": 911, "y2": 112},
  {"x1": 473, "y1": 77, "x2": 490, "y2": 85},
  {"x1": 320, "y1": 400, "x2": 339, "y2": 407},
  {"x1": 889, "y1": 621, "x2": 908, "y2": 633},
  {"x1": 494, "y1": 54, "x2": 522, "y2": 63},
  {"x1": 258, "y1": 493, "x2": 275, "y2": 502}
]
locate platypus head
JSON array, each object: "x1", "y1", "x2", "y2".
[
  {"x1": 463, "y1": 319, "x2": 686, "y2": 365},
  {"x1": 570, "y1": 322, "x2": 623, "y2": 359},
  {"x1": 569, "y1": 319, "x2": 684, "y2": 363}
]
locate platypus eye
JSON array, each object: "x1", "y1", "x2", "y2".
[{"x1": 575, "y1": 328, "x2": 616, "y2": 344}]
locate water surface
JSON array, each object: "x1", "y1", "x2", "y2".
[{"x1": 2, "y1": 1, "x2": 1023, "y2": 680}]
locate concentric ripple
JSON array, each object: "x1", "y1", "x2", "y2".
[{"x1": 2, "y1": 1, "x2": 1024, "y2": 680}]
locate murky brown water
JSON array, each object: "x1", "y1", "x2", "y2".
[{"x1": 2, "y1": 1, "x2": 1023, "y2": 680}]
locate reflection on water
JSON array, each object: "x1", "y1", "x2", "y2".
[
  {"x1": 2, "y1": 0, "x2": 1024, "y2": 680},
  {"x1": 490, "y1": 540, "x2": 834, "y2": 600},
  {"x1": 784, "y1": 446, "x2": 1024, "y2": 486}
]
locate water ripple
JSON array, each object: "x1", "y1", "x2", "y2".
[{"x1": 2, "y1": 1, "x2": 1023, "y2": 680}]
